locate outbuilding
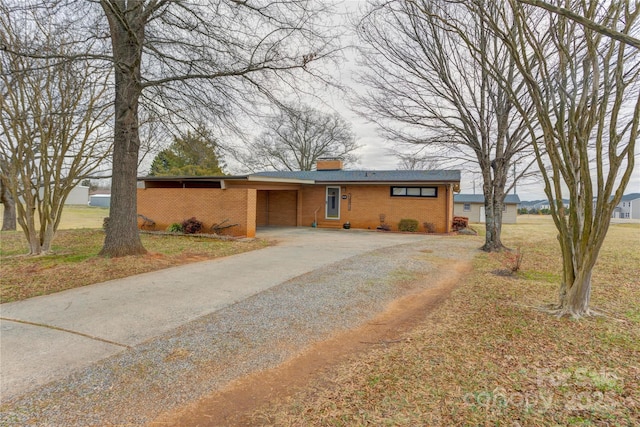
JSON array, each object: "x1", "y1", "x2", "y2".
[{"x1": 453, "y1": 194, "x2": 521, "y2": 224}]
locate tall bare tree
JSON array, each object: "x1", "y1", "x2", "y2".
[
  {"x1": 0, "y1": 9, "x2": 113, "y2": 254},
  {"x1": 3, "y1": 1, "x2": 336, "y2": 256},
  {"x1": 483, "y1": 0, "x2": 639, "y2": 317},
  {"x1": 0, "y1": 173, "x2": 15, "y2": 231},
  {"x1": 105, "y1": 1, "x2": 336, "y2": 256},
  {"x1": 518, "y1": 0, "x2": 640, "y2": 49},
  {"x1": 242, "y1": 103, "x2": 359, "y2": 171},
  {"x1": 355, "y1": 0, "x2": 537, "y2": 251}
]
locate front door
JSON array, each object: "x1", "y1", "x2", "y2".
[{"x1": 326, "y1": 186, "x2": 340, "y2": 219}]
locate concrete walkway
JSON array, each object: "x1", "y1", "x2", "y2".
[{"x1": 0, "y1": 228, "x2": 428, "y2": 400}]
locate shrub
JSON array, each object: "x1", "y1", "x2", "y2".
[
  {"x1": 423, "y1": 222, "x2": 436, "y2": 233},
  {"x1": 167, "y1": 223, "x2": 183, "y2": 233},
  {"x1": 452, "y1": 216, "x2": 469, "y2": 231},
  {"x1": 398, "y1": 218, "x2": 419, "y2": 232},
  {"x1": 181, "y1": 217, "x2": 203, "y2": 234},
  {"x1": 507, "y1": 247, "x2": 524, "y2": 273}
]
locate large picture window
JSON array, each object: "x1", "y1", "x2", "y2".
[{"x1": 390, "y1": 186, "x2": 437, "y2": 198}]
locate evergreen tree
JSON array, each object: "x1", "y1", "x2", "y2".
[{"x1": 149, "y1": 127, "x2": 225, "y2": 176}]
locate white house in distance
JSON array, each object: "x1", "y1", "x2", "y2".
[
  {"x1": 612, "y1": 193, "x2": 640, "y2": 219},
  {"x1": 453, "y1": 194, "x2": 521, "y2": 224},
  {"x1": 64, "y1": 185, "x2": 90, "y2": 205}
]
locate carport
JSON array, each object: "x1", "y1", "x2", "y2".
[{"x1": 256, "y1": 190, "x2": 299, "y2": 227}]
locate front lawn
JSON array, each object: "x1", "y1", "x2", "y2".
[
  {"x1": 0, "y1": 229, "x2": 268, "y2": 303},
  {"x1": 254, "y1": 218, "x2": 640, "y2": 426}
]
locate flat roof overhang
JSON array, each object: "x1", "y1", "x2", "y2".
[
  {"x1": 246, "y1": 176, "x2": 315, "y2": 185},
  {"x1": 137, "y1": 175, "x2": 248, "y2": 182},
  {"x1": 138, "y1": 176, "x2": 460, "y2": 192}
]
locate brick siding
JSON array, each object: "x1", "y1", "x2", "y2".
[
  {"x1": 300, "y1": 184, "x2": 452, "y2": 233},
  {"x1": 137, "y1": 188, "x2": 256, "y2": 237},
  {"x1": 256, "y1": 190, "x2": 298, "y2": 226}
]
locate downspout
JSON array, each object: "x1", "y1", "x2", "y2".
[{"x1": 446, "y1": 184, "x2": 451, "y2": 233}]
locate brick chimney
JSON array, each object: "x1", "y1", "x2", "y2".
[{"x1": 316, "y1": 157, "x2": 343, "y2": 171}]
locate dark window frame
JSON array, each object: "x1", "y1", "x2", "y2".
[{"x1": 390, "y1": 186, "x2": 438, "y2": 198}]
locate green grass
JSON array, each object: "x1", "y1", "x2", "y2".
[
  {"x1": 0, "y1": 204, "x2": 109, "y2": 231},
  {"x1": 254, "y1": 217, "x2": 640, "y2": 426}
]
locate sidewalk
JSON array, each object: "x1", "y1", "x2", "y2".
[{"x1": 0, "y1": 228, "x2": 428, "y2": 400}]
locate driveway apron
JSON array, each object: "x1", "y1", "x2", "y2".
[{"x1": 0, "y1": 228, "x2": 428, "y2": 399}]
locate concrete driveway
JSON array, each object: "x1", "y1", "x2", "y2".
[{"x1": 0, "y1": 227, "x2": 429, "y2": 400}]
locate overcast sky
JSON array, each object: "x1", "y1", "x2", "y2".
[{"x1": 304, "y1": 1, "x2": 640, "y2": 202}]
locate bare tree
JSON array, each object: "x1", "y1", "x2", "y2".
[
  {"x1": 242, "y1": 103, "x2": 359, "y2": 171},
  {"x1": 2, "y1": 1, "x2": 337, "y2": 256},
  {"x1": 1, "y1": 173, "x2": 16, "y2": 231},
  {"x1": 0, "y1": 9, "x2": 113, "y2": 254},
  {"x1": 392, "y1": 148, "x2": 440, "y2": 171},
  {"x1": 518, "y1": 0, "x2": 640, "y2": 49},
  {"x1": 99, "y1": 1, "x2": 336, "y2": 256},
  {"x1": 485, "y1": 0, "x2": 639, "y2": 317},
  {"x1": 355, "y1": 0, "x2": 538, "y2": 251}
]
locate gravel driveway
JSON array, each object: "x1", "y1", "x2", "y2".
[{"x1": 0, "y1": 230, "x2": 479, "y2": 426}]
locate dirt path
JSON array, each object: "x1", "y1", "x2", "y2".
[{"x1": 151, "y1": 261, "x2": 472, "y2": 426}]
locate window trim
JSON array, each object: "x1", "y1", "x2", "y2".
[
  {"x1": 463, "y1": 203, "x2": 471, "y2": 212},
  {"x1": 390, "y1": 186, "x2": 438, "y2": 198}
]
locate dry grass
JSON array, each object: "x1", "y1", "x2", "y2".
[
  {"x1": 252, "y1": 217, "x2": 640, "y2": 426},
  {"x1": 0, "y1": 204, "x2": 109, "y2": 230},
  {"x1": 0, "y1": 229, "x2": 268, "y2": 303}
]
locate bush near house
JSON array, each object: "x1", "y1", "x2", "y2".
[
  {"x1": 181, "y1": 217, "x2": 203, "y2": 234},
  {"x1": 167, "y1": 223, "x2": 183, "y2": 233},
  {"x1": 398, "y1": 218, "x2": 419, "y2": 232},
  {"x1": 423, "y1": 222, "x2": 436, "y2": 233}
]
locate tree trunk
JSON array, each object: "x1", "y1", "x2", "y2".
[
  {"x1": 481, "y1": 174, "x2": 507, "y2": 252},
  {"x1": 553, "y1": 240, "x2": 598, "y2": 317},
  {"x1": 1, "y1": 179, "x2": 16, "y2": 231},
  {"x1": 99, "y1": 1, "x2": 147, "y2": 257},
  {"x1": 482, "y1": 198, "x2": 505, "y2": 251}
]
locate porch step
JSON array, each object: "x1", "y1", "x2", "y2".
[{"x1": 316, "y1": 220, "x2": 343, "y2": 229}]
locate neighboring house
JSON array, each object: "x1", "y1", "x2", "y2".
[
  {"x1": 520, "y1": 198, "x2": 570, "y2": 212},
  {"x1": 89, "y1": 194, "x2": 111, "y2": 208},
  {"x1": 137, "y1": 158, "x2": 461, "y2": 238},
  {"x1": 29, "y1": 184, "x2": 89, "y2": 205},
  {"x1": 453, "y1": 194, "x2": 521, "y2": 224},
  {"x1": 65, "y1": 185, "x2": 90, "y2": 205},
  {"x1": 613, "y1": 193, "x2": 640, "y2": 219}
]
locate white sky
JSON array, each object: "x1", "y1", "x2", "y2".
[{"x1": 299, "y1": 0, "x2": 640, "y2": 201}]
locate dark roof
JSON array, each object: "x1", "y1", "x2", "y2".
[
  {"x1": 621, "y1": 193, "x2": 640, "y2": 201},
  {"x1": 251, "y1": 169, "x2": 460, "y2": 183},
  {"x1": 454, "y1": 194, "x2": 521, "y2": 204}
]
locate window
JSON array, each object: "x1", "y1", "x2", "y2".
[
  {"x1": 390, "y1": 186, "x2": 438, "y2": 198},
  {"x1": 463, "y1": 203, "x2": 471, "y2": 212}
]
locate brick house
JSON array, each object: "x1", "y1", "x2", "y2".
[{"x1": 137, "y1": 159, "x2": 461, "y2": 237}]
